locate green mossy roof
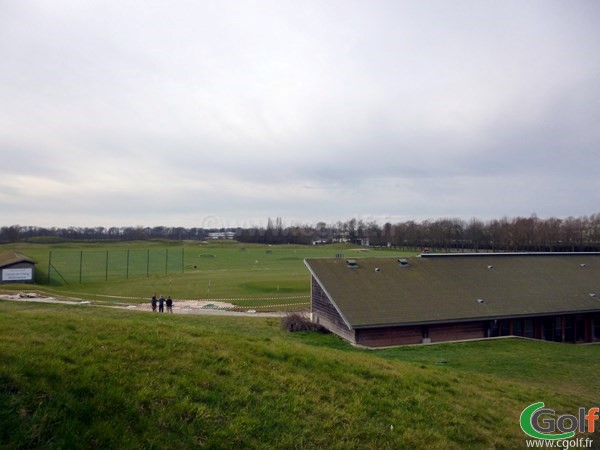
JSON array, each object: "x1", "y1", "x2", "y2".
[
  {"x1": 0, "y1": 252, "x2": 35, "y2": 268},
  {"x1": 305, "y1": 254, "x2": 600, "y2": 328}
]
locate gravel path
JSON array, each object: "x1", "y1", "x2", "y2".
[{"x1": 0, "y1": 293, "x2": 286, "y2": 317}]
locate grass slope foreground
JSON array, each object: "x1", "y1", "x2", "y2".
[{"x1": 1, "y1": 301, "x2": 598, "y2": 449}]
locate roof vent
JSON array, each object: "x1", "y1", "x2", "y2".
[
  {"x1": 398, "y1": 258, "x2": 409, "y2": 267},
  {"x1": 346, "y1": 260, "x2": 358, "y2": 269}
]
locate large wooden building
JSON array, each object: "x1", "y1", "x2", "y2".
[
  {"x1": 305, "y1": 253, "x2": 600, "y2": 347},
  {"x1": 0, "y1": 252, "x2": 35, "y2": 284}
]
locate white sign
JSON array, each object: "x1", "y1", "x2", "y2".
[{"x1": 2, "y1": 268, "x2": 33, "y2": 281}]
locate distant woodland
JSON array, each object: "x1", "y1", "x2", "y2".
[{"x1": 2, "y1": 214, "x2": 600, "y2": 252}]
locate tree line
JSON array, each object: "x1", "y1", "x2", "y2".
[{"x1": 2, "y1": 213, "x2": 600, "y2": 252}]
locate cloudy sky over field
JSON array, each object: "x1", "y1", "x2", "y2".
[{"x1": 1, "y1": 0, "x2": 599, "y2": 228}]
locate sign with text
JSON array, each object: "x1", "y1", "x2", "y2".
[{"x1": 2, "y1": 268, "x2": 33, "y2": 281}]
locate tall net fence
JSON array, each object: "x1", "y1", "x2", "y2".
[{"x1": 44, "y1": 248, "x2": 184, "y2": 285}]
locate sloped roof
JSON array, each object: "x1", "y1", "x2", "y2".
[
  {"x1": 305, "y1": 254, "x2": 600, "y2": 329},
  {"x1": 0, "y1": 252, "x2": 35, "y2": 268}
]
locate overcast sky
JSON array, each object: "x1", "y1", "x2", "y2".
[{"x1": 1, "y1": 0, "x2": 599, "y2": 228}]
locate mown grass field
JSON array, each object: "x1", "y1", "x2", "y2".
[
  {"x1": 0, "y1": 300, "x2": 598, "y2": 449},
  {"x1": 0, "y1": 241, "x2": 412, "y2": 310}
]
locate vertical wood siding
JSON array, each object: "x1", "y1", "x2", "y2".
[
  {"x1": 356, "y1": 325, "x2": 423, "y2": 347},
  {"x1": 428, "y1": 322, "x2": 486, "y2": 342},
  {"x1": 311, "y1": 276, "x2": 356, "y2": 342}
]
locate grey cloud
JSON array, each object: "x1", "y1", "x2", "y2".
[{"x1": 1, "y1": 1, "x2": 599, "y2": 227}]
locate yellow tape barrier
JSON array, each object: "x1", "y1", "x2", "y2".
[{"x1": 1, "y1": 288, "x2": 309, "y2": 305}]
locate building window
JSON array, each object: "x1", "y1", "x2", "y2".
[
  {"x1": 543, "y1": 318, "x2": 555, "y2": 342},
  {"x1": 524, "y1": 319, "x2": 535, "y2": 338},
  {"x1": 488, "y1": 320, "x2": 499, "y2": 337},
  {"x1": 564, "y1": 316, "x2": 575, "y2": 343},
  {"x1": 593, "y1": 317, "x2": 600, "y2": 342},
  {"x1": 554, "y1": 317, "x2": 563, "y2": 342},
  {"x1": 513, "y1": 320, "x2": 523, "y2": 337},
  {"x1": 542, "y1": 318, "x2": 565, "y2": 342},
  {"x1": 500, "y1": 320, "x2": 510, "y2": 336}
]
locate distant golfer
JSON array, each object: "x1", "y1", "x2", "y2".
[
  {"x1": 166, "y1": 296, "x2": 173, "y2": 313},
  {"x1": 151, "y1": 295, "x2": 157, "y2": 312},
  {"x1": 159, "y1": 295, "x2": 165, "y2": 313}
]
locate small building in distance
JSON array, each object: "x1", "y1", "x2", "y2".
[
  {"x1": 305, "y1": 253, "x2": 600, "y2": 347},
  {"x1": 0, "y1": 252, "x2": 35, "y2": 284},
  {"x1": 207, "y1": 231, "x2": 236, "y2": 240}
]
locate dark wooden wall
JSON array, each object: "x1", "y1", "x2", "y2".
[
  {"x1": 355, "y1": 321, "x2": 486, "y2": 347},
  {"x1": 428, "y1": 322, "x2": 486, "y2": 343},
  {"x1": 356, "y1": 325, "x2": 423, "y2": 347},
  {"x1": 311, "y1": 276, "x2": 356, "y2": 343}
]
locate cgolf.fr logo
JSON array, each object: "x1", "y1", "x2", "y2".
[{"x1": 520, "y1": 402, "x2": 598, "y2": 440}]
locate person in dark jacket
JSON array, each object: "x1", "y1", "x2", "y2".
[
  {"x1": 151, "y1": 294, "x2": 157, "y2": 312},
  {"x1": 166, "y1": 296, "x2": 173, "y2": 313},
  {"x1": 158, "y1": 295, "x2": 165, "y2": 313}
]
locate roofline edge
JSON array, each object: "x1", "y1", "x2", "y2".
[
  {"x1": 304, "y1": 259, "x2": 354, "y2": 331},
  {"x1": 352, "y1": 309, "x2": 600, "y2": 329},
  {"x1": 420, "y1": 252, "x2": 600, "y2": 258}
]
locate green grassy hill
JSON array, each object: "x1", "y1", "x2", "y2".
[{"x1": 1, "y1": 300, "x2": 598, "y2": 449}]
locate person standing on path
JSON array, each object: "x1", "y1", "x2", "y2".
[
  {"x1": 158, "y1": 295, "x2": 165, "y2": 313},
  {"x1": 151, "y1": 294, "x2": 157, "y2": 312},
  {"x1": 166, "y1": 296, "x2": 173, "y2": 313}
]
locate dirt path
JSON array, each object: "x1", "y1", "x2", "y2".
[{"x1": 0, "y1": 292, "x2": 286, "y2": 318}]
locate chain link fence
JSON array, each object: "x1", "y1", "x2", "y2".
[{"x1": 45, "y1": 248, "x2": 184, "y2": 285}]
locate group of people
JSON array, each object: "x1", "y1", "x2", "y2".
[{"x1": 151, "y1": 294, "x2": 173, "y2": 313}]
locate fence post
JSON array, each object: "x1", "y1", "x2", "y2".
[
  {"x1": 105, "y1": 250, "x2": 108, "y2": 281},
  {"x1": 126, "y1": 249, "x2": 130, "y2": 279},
  {"x1": 147, "y1": 249, "x2": 150, "y2": 277},
  {"x1": 181, "y1": 247, "x2": 184, "y2": 273},
  {"x1": 79, "y1": 250, "x2": 83, "y2": 284},
  {"x1": 165, "y1": 249, "x2": 169, "y2": 274},
  {"x1": 47, "y1": 251, "x2": 52, "y2": 285}
]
